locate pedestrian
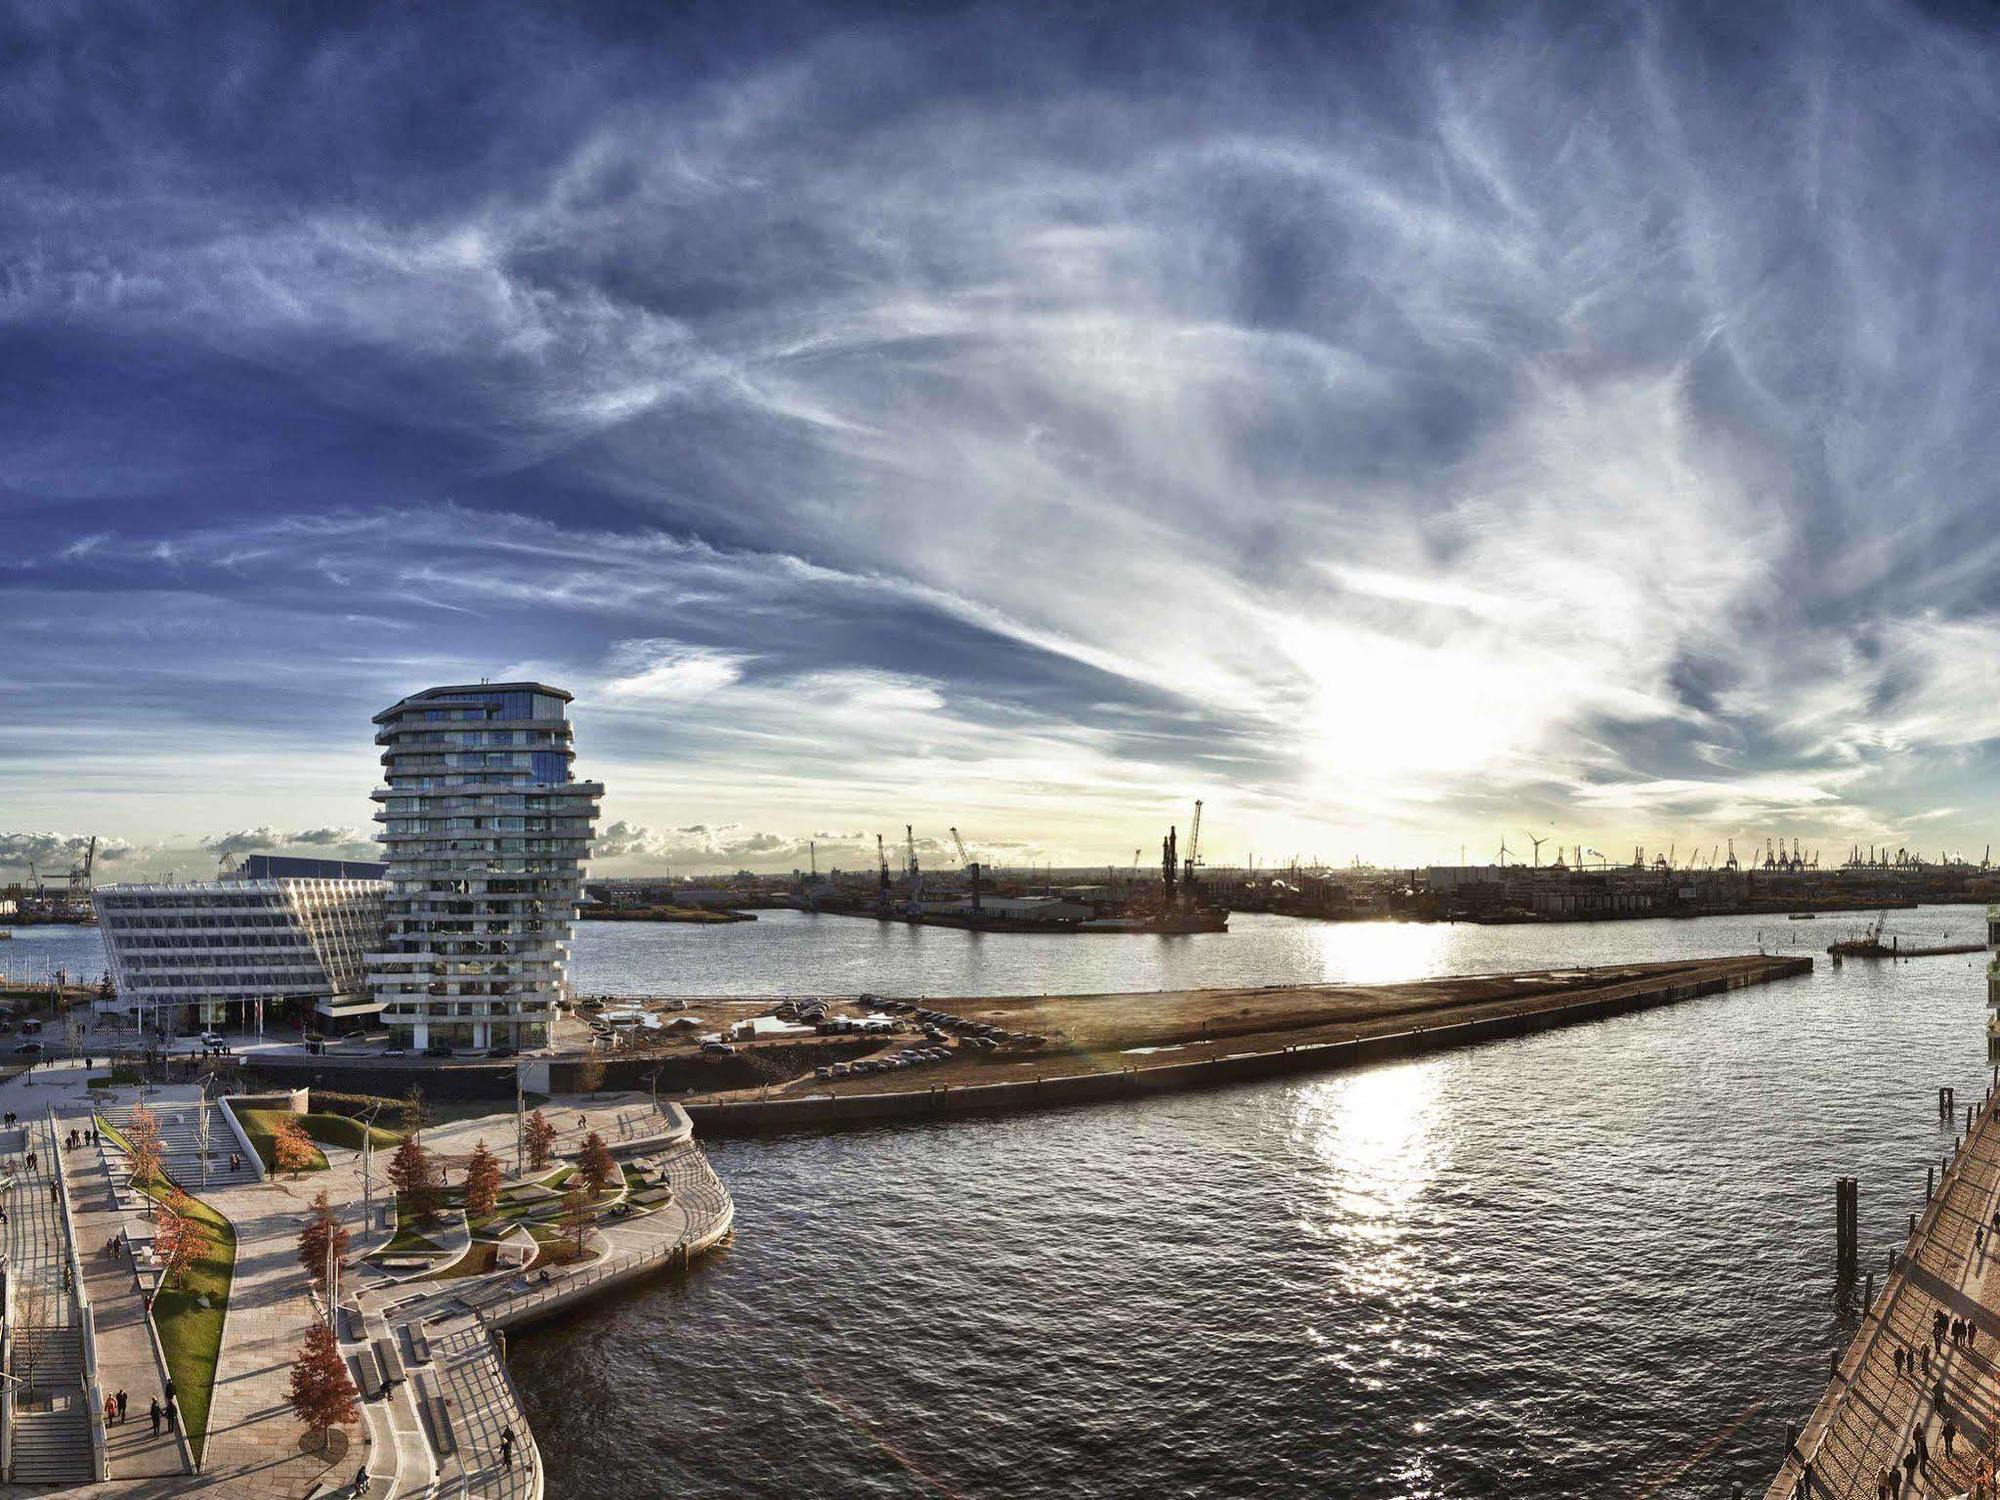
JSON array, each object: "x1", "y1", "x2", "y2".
[
  {"x1": 165, "y1": 1399, "x2": 177, "y2": 1434},
  {"x1": 500, "y1": 1427, "x2": 515, "y2": 1469},
  {"x1": 27, "y1": 1150, "x2": 35, "y2": 1171},
  {"x1": 1917, "y1": 1424, "x2": 1930, "y2": 1466},
  {"x1": 1936, "y1": 1376, "x2": 1946, "y2": 1409},
  {"x1": 1924, "y1": 1344, "x2": 1933, "y2": 1376},
  {"x1": 353, "y1": 1465, "x2": 369, "y2": 1495},
  {"x1": 1896, "y1": 1345, "x2": 1907, "y2": 1376},
  {"x1": 1906, "y1": 1448, "x2": 1919, "y2": 1486},
  {"x1": 116, "y1": 1388, "x2": 126, "y2": 1423},
  {"x1": 149, "y1": 1398, "x2": 161, "y2": 1435},
  {"x1": 1947, "y1": 1418, "x2": 1959, "y2": 1458},
  {"x1": 1971, "y1": 1322, "x2": 1979, "y2": 1351}
]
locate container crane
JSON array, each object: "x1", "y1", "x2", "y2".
[
  {"x1": 905, "y1": 825, "x2": 923, "y2": 909},
  {"x1": 876, "y1": 834, "x2": 891, "y2": 905}
]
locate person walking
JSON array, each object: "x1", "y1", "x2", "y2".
[
  {"x1": 116, "y1": 1388, "x2": 127, "y2": 1423},
  {"x1": 1916, "y1": 1424, "x2": 1930, "y2": 1468},
  {"x1": 149, "y1": 1397, "x2": 161, "y2": 1436},
  {"x1": 103, "y1": 1394, "x2": 116, "y2": 1428},
  {"x1": 1896, "y1": 1345, "x2": 1907, "y2": 1376},
  {"x1": 164, "y1": 1398, "x2": 177, "y2": 1435},
  {"x1": 500, "y1": 1427, "x2": 515, "y2": 1469},
  {"x1": 1946, "y1": 1417, "x2": 1959, "y2": 1459}
]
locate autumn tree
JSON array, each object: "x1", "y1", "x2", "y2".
[
  {"x1": 286, "y1": 1322, "x2": 358, "y2": 1455},
  {"x1": 272, "y1": 1118, "x2": 317, "y2": 1177},
  {"x1": 154, "y1": 1189, "x2": 211, "y2": 1290},
  {"x1": 577, "y1": 1131, "x2": 617, "y2": 1197},
  {"x1": 524, "y1": 1109, "x2": 557, "y2": 1172},
  {"x1": 387, "y1": 1135, "x2": 441, "y2": 1226},
  {"x1": 462, "y1": 1141, "x2": 503, "y2": 1219},
  {"x1": 125, "y1": 1103, "x2": 163, "y2": 1188},
  {"x1": 297, "y1": 1191, "x2": 350, "y2": 1289},
  {"x1": 400, "y1": 1084, "x2": 429, "y2": 1136},
  {"x1": 574, "y1": 1052, "x2": 606, "y2": 1094},
  {"x1": 558, "y1": 1185, "x2": 593, "y2": 1258}
]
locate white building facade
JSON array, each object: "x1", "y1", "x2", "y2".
[
  {"x1": 92, "y1": 874, "x2": 385, "y2": 1034},
  {"x1": 365, "y1": 682, "x2": 602, "y2": 1051}
]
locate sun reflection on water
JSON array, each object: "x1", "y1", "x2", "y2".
[{"x1": 1291, "y1": 1059, "x2": 1449, "y2": 1299}]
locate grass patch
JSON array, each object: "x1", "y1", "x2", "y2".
[
  {"x1": 86, "y1": 1067, "x2": 144, "y2": 1088},
  {"x1": 150, "y1": 1190, "x2": 234, "y2": 1460},
  {"x1": 420, "y1": 1241, "x2": 502, "y2": 1282}
]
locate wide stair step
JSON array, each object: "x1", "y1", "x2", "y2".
[{"x1": 11, "y1": 1402, "x2": 95, "y2": 1484}]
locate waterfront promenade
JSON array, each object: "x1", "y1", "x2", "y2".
[
  {"x1": 0, "y1": 1058, "x2": 731, "y2": 1498},
  {"x1": 1769, "y1": 1082, "x2": 2000, "y2": 1497}
]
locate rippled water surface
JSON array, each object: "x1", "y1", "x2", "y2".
[{"x1": 16, "y1": 910, "x2": 1998, "y2": 1494}]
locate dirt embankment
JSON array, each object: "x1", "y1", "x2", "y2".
[{"x1": 704, "y1": 956, "x2": 1808, "y2": 1102}]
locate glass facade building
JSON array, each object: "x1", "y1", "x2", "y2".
[
  {"x1": 93, "y1": 875, "x2": 385, "y2": 1033},
  {"x1": 364, "y1": 682, "x2": 603, "y2": 1050}
]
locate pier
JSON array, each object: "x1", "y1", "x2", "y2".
[{"x1": 1768, "y1": 1081, "x2": 2000, "y2": 1497}]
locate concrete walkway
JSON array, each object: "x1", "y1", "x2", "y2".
[
  {"x1": 1769, "y1": 1086, "x2": 2000, "y2": 1496},
  {"x1": 61, "y1": 1125, "x2": 186, "y2": 1482}
]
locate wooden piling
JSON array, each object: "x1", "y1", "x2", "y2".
[{"x1": 1836, "y1": 1177, "x2": 1858, "y2": 1270}]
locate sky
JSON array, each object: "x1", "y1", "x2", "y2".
[{"x1": 7, "y1": 0, "x2": 2000, "y2": 879}]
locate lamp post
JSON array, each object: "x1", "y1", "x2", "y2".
[{"x1": 359, "y1": 1100, "x2": 385, "y2": 1238}]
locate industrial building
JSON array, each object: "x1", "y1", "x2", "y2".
[{"x1": 364, "y1": 681, "x2": 603, "y2": 1051}]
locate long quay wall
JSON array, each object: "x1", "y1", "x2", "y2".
[{"x1": 688, "y1": 954, "x2": 1813, "y2": 1134}]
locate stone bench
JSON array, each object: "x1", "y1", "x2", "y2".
[
  {"x1": 349, "y1": 1347, "x2": 383, "y2": 1401},
  {"x1": 423, "y1": 1395, "x2": 457, "y2": 1458},
  {"x1": 373, "y1": 1335, "x2": 405, "y2": 1385}
]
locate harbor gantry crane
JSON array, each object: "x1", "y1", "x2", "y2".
[
  {"x1": 904, "y1": 825, "x2": 923, "y2": 910},
  {"x1": 950, "y1": 826, "x2": 983, "y2": 914},
  {"x1": 876, "y1": 834, "x2": 891, "y2": 906}
]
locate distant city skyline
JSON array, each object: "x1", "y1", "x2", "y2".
[{"x1": 11, "y1": 3, "x2": 2000, "y2": 875}]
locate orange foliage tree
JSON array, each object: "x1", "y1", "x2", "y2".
[
  {"x1": 463, "y1": 1141, "x2": 503, "y2": 1219},
  {"x1": 524, "y1": 1110, "x2": 557, "y2": 1172},
  {"x1": 272, "y1": 1119, "x2": 317, "y2": 1177},
  {"x1": 296, "y1": 1190, "x2": 350, "y2": 1289},
  {"x1": 577, "y1": 1131, "x2": 618, "y2": 1197},
  {"x1": 286, "y1": 1322, "x2": 357, "y2": 1454},
  {"x1": 387, "y1": 1136, "x2": 441, "y2": 1226},
  {"x1": 154, "y1": 1189, "x2": 211, "y2": 1289}
]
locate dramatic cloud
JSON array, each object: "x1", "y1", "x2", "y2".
[
  {"x1": 0, "y1": 833, "x2": 137, "y2": 872},
  {"x1": 9, "y1": 2, "x2": 2000, "y2": 865},
  {"x1": 199, "y1": 827, "x2": 378, "y2": 859}
]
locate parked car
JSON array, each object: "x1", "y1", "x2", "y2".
[
  {"x1": 423, "y1": 1042, "x2": 453, "y2": 1057},
  {"x1": 700, "y1": 1040, "x2": 736, "y2": 1055},
  {"x1": 830, "y1": 1062, "x2": 852, "y2": 1077},
  {"x1": 815, "y1": 1065, "x2": 834, "y2": 1080},
  {"x1": 487, "y1": 1046, "x2": 519, "y2": 1059},
  {"x1": 381, "y1": 1045, "x2": 408, "y2": 1056},
  {"x1": 13, "y1": 1041, "x2": 43, "y2": 1054},
  {"x1": 199, "y1": 1030, "x2": 227, "y2": 1046}
]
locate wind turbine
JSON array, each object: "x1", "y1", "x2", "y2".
[
  {"x1": 1497, "y1": 839, "x2": 1514, "y2": 867},
  {"x1": 1527, "y1": 834, "x2": 1548, "y2": 868}
]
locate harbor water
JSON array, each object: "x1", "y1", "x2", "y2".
[{"x1": 12, "y1": 909, "x2": 1996, "y2": 1494}]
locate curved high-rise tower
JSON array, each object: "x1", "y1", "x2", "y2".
[{"x1": 365, "y1": 682, "x2": 603, "y2": 1051}]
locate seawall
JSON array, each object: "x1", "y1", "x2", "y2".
[{"x1": 687, "y1": 954, "x2": 1813, "y2": 1134}]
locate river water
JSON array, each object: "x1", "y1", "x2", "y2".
[{"x1": 15, "y1": 910, "x2": 1996, "y2": 1494}]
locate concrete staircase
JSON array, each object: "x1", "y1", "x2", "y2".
[
  {"x1": 99, "y1": 1103, "x2": 260, "y2": 1188},
  {"x1": 11, "y1": 1395, "x2": 95, "y2": 1486}
]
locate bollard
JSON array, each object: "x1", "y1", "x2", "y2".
[
  {"x1": 1865, "y1": 1270, "x2": 1874, "y2": 1307},
  {"x1": 1835, "y1": 1177, "x2": 1858, "y2": 1269},
  {"x1": 1929, "y1": 1165, "x2": 1936, "y2": 1201}
]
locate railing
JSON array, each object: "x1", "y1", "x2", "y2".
[
  {"x1": 1782, "y1": 1087, "x2": 2000, "y2": 1493},
  {"x1": 48, "y1": 1108, "x2": 107, "y2": 1483},
  {"x1": 2, "y1": 1265, "x2": 13, "y2": 1481}
]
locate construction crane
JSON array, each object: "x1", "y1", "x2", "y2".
[
  {"x1": 877, "y1": 834, "x2": 891, "y2": 905},
  {"x1": 949, "y1": 826, "x2": 982, "y2": 914},
  {"x1": 905, "y1": 825, "x2": 922, "y2": 908},
  {"x1": 1162, "y1": 826, "x2": 1178, "y2": 905},
  {"x1": 1182, "y1": 800, "x2": 1204, "y2": 903}
]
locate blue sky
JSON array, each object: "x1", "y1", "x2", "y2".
[{"x1": 8, "y1": 0, "x2": 2000, "y2": 877}]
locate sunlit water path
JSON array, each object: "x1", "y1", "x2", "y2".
[{"x1": 13, "y1": 910, "x2": 1992, "y2": 1495}]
